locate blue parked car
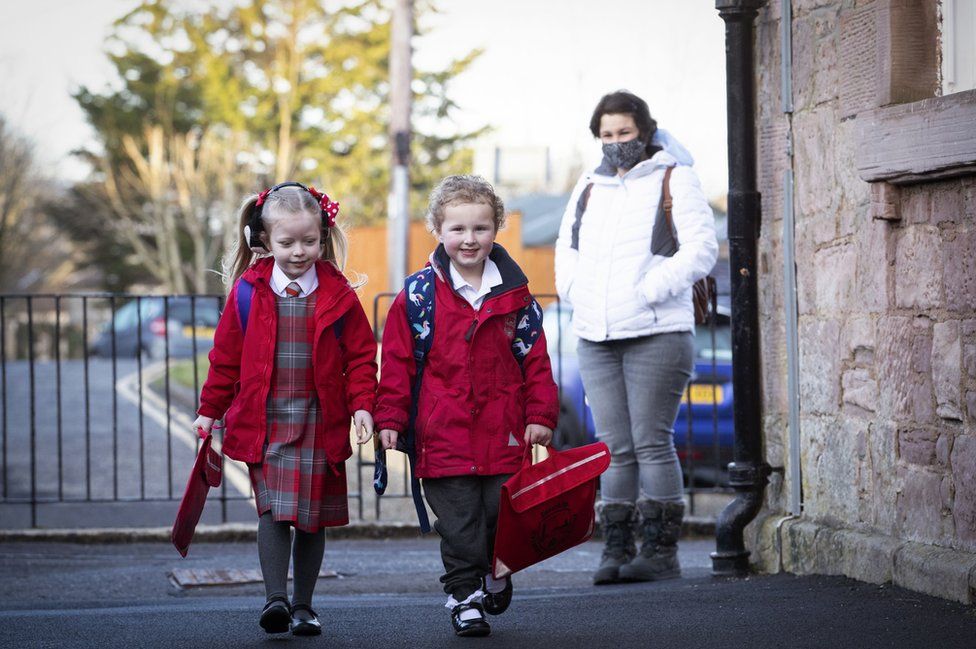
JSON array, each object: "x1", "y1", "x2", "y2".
[
  {"x1": 91, "y1": 296, "x2": 221, "y2": 360},
  {"x1": 543, "y1": 303, "x2": 734, "y2": 486}
]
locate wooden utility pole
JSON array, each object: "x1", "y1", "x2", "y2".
[{"x1": 388, "y1": 0, "x2": 413, "y2": 291}]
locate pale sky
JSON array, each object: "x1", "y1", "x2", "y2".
[{"x1": 0, "y1": 0, "x2": 728, "y2": 199}]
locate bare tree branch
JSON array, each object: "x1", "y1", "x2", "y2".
[{"x1": 89, "y1": 125, "x2": 251, "y2": 293}]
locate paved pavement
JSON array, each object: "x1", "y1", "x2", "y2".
[{"x1": 1, "y1": 535, "x2": 975, "y2": 648}]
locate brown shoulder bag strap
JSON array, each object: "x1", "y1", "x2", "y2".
[{"x1": 661, "y1": 165, "x2": 675, "y2": 231}]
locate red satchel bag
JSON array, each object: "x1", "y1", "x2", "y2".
[
  {"x1": 492, "y1": 441, "x2": 610, "y2": 579},
  {"x1": 172, "y1": 434, "x2": 222, "y2": 557}
]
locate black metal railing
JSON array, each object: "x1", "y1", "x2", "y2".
[
  {"x1": 1, "y1": 291, "x2": 732, "y2": 529},
  {"x1": 0, "y1": 293, "x2": 240, "y2": 529}
]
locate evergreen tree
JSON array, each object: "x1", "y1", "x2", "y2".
[{"x1": 66, "y1": 0, "x2": 484, "y2": 291}]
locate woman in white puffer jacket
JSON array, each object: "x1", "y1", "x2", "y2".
[{"x1": 554, "y1": 90, "x2": 717, "y2": 586}]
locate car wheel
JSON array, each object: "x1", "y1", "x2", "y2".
[{"x1": 552, "y1": 398, "x2": 587, "y2": 450}]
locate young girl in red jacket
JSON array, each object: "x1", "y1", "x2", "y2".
[
  {"x1": 376, "y1": 175, "x2": 559, "y2": 638},
  {"x1": 191, "y1": 182, "x2": 377, "y2": 637}
]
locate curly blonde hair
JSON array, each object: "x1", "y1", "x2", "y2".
[{"x1": 425, "y1": 175, "x2": 506, "y2": 234}]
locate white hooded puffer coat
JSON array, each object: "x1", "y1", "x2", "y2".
[{"x1": 554, "y1": 149, "x2": 718, "y2": 342}]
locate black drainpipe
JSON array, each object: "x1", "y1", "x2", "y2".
[{"x1": 711, "y1": 0, "x2": 772, "y2": 576}]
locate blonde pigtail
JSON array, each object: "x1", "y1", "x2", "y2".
[{"x1": 323, "y1": 221, "x2": 366, "y2": 289}]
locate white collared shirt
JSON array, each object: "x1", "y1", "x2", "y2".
[
  {"x1": 270, "y1": 263, "x2": 319, "y2": 298},
  {"x1": 449, "y1": 258, "x2": 502, "y2": 310}
]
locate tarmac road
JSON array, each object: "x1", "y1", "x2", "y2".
[{"x1": 1, "y1": 537, "x2": 975, "y2": 649}]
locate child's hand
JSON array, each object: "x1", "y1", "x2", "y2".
[
  {"x1": 193, "y1": 415, "x2": 214, "y2": 438},
  {"x1": 524, "y1": 424, "x2": 553, "y2": 447},
  {"x1": 353, "y1": 410, "x2": 374, "y2": 445},
  {"x1": 379, "y1": 429, "x2": 399, "y2": 450}
]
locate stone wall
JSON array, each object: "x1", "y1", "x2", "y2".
[{"x1": 747, "y1": 0, "x2": 976, "y2": 602}]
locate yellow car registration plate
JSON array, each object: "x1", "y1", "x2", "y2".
[
  {"x1": 682, "y1": 384, "x2": 722, "y2": 404},
  {"x1": 183, "y1": 325, "x2": 216, "y2": 339}
]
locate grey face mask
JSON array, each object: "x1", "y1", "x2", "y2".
[{"x1": 601, "y1": 138, "x2": 646, "y2": 170}]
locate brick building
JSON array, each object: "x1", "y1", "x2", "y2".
[{"x1": 746, "y1": 0, "x2": 976, "y2": 602}]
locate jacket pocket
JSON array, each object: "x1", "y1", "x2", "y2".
[
  {"x1": 567, "y1": 279, "x2": 580, "y2": 307},
  {"x1": 498, "y1": 419, "x2": 526, "y2": 466},
  {"x1": 636, "y1": 274, "x2": 662, "y2": 323},
  {"x1": 635, "y1": 280, "x2": 650, "y2": 309},
  {"x1": 417, "y1": 395, "x2": 439, "y2": 436},
  {"x1": 495, "y1": 386, "x2": 525, "y2": 450}
]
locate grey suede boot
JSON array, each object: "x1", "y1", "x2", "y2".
[
  {"x1": 592, "y1": 502, "x2": 638, "y2": 585},
  {"x1": 618, "y1": 498, "x2": 684, "y2": 582}
]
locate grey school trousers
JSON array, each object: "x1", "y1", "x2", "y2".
[
  {"x1": 422, "y1": 474, "x2": 510, "y2": 601},
  {"x1": 577, "y1": 331, "x2": 694, "y2": 504}
]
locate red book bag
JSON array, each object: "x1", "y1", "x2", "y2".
[
  {"x1": 172, "y1": 434, "x2": 222, "y2": 557},
  {"x1": 492, "y1": 441, "x2": 610, "y2": 579}
]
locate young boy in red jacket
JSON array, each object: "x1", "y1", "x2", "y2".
[{"x1": 376, "y1": 175, "x2": 559, "y2": 638}]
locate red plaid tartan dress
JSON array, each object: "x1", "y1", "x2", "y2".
[{"x1": 248, "y1": 288, "x2": 349, "y2": 531}]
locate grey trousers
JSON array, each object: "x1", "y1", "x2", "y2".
[
  {"x1": 577, "y1": 332, "x2": 694, "y2": 504},
  {"x1": 423, "y1": 474, "x2": 510, "y2": 600}
]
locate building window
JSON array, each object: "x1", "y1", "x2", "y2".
[{"x1": 941, "y1": 0, "x2": 976, "y2": 95}]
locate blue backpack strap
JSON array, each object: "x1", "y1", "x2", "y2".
[
  {"x1": 398, "y1": 266, "x2": 435, "y2": 533},
  {"x1": 238, "y1": 277, "x2": 344, "y2": 339},
  {"x1": 372, "y1": 436, "x2": 388, "y2": 495},
  {"x1": 404, "y1": 266, "x2": 436, "y2": 355},
  {"x1": 236, "y1": 278, "x2": 254, "y2": 333},
  {"x1": 511, "y1": 297, "x2": 544, "y2": 365}
]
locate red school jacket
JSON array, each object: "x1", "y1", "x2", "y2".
[
  {"x1": 197, "y1": 257, "x2": 377, "y2": 465},
  {"x1": 374, "y1": 244, "x2": 559, "y2": 479}
]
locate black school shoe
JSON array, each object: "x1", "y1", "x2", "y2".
[
  {"x1": 290, "y1": 603, "x2": 322, "y2": 636},
  {"x1": 482, "y1": 576, "x2": 513, "y2": 616},
  {"x1": 451, "y1": 602, "x2": 491, "y2": 637},
  {"x1": 259, "y1": 595, "x2": 291, "y2": 634}
]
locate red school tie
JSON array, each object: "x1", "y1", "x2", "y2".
[{"x1": 285, "y1": 281, "x2": 301, "y2": 298}]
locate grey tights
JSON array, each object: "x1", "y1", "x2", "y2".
[{"x1": 257, "y1": 511, "x2": 325, "y2": 608}]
